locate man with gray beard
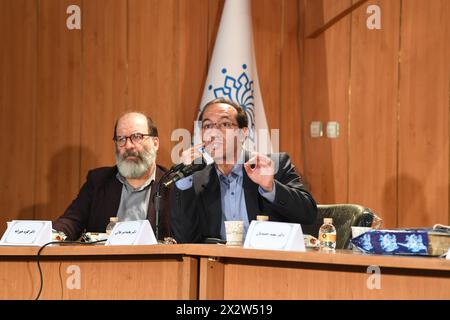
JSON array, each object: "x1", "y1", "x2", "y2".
[{"x1": 53, "y1": 112, "x2": 171, "y2": 241}]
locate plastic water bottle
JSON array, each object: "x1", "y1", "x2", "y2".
[
  {"x1": 106, "y1": 217, "x2": 118, "y2": 235},
  {"x1": 319, "y1": 218, "x2": 336, "y2": 250}
]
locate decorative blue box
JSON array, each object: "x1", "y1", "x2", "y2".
[{"x1": 351, "y1": 229, "x2": 429, "y2": 255}]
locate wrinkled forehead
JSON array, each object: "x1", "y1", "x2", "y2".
[
  {"x1": 116, "y1": 113, "x2": 148, "y2": 135},
  {"x1": 202, "y1": 103, "x2": 237, "y2": 122}
]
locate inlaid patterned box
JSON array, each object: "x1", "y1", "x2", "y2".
[{"x1": 351, "y1": 228, "x2": 450, "y2": 256}]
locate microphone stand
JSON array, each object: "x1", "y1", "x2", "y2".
[
  {"x1": 154, "y1": 159, "x2": 205, "y2": 240},
  {"x1": 154, "y1": 165, "x2": 181, "y2": 241}
]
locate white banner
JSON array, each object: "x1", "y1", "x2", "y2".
[{"x1": 195, "y1": 0, "x2": 272, "y2": 153}]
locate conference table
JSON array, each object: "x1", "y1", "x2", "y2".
[{"x1": 0, "y1": 244, "x2": 449, "y2": 299}]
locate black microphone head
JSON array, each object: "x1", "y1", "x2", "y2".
[
  {"x1": 163, "y1": 170, "x2": 185, "y2": 188},
  {"x1": 169, "y1": 162, "x2": 185, "y2": 173},
  {"x1": 181, "y1": 157, "x2": 207, "y2": 175},
  {"x1": 163, "y1": 157, "x2": 207, "y2": 188}
]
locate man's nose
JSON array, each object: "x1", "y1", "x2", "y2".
[
  {"x1": 209, "y1": 128, "x2": 224, "y2": 138},
  {"x1": 124, "y1": 137, "x2": 135, "y2": 148},
  {"x1": 203, "y1": 129, "x2": 221, "y2": 142}
]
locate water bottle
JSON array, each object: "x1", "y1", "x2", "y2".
[
  {"x1": 106, "y1": 217, "x2": 118, "y2": 235},
  {"x1": 319, "y1": 217, "x2": 336, "y2": 250}
]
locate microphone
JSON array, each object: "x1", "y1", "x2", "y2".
[
  {"x1": 163, "y1": 157, "x2": 207, "y2": 187},
  {"x1": 153, "y1": 162, "x2": 184, "y2": 241},
  {"x1": 153, "y1": 158, "x2": 206, "y2": 240},
  {"x1": 169, "y1": 162, "x2": 185, "y2": 173}
]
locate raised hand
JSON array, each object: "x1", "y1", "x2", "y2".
[{"x1": 244, "y1": 152, "x2": 274, "y2": 191}]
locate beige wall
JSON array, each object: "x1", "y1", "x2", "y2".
[{"x1": 0, "y1": 0, "x2": 448, "y2": 234}]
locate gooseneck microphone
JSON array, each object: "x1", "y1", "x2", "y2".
[
  {"x1": 169, "y1": 162, "x2": 185, "y2": 173},
  {"x1": 163, "y1": 157, "x2": 207, "y2": 187},
  {"x1": 153, "y1": 162, "x2": 185, "y2": 240},
  {"x1": 153, "y1": 157, "x2": 207, "y2": 240}
]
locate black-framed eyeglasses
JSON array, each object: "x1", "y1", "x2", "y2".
[
  {"x1": 113, "y1": 133, "x2": 153, "y2": 147},
  {"x1": 201, "y1": 121, "x2": 238, "y2": 130}
]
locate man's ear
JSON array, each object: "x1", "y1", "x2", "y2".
[{"x1": 152, "y1": 137, "x2": 160, "y2": 151}]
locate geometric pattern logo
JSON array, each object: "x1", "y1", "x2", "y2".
[{"x1": 207, "y1": 64, "x2": 256, "y2": 141}]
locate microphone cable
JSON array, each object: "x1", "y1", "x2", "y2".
[{"x1": 34, "y1": 239, "x2": 106, "y2": 300}]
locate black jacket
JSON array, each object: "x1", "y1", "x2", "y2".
[
  {"x1": 171, "y1": 152, "x2": 317, "y2": 243},
  {"x1": 53, "y1": 165, "x2": 171, "y2": 240}
]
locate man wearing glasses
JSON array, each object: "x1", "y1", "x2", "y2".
[
  {"x1": 171, "y1": 98, "x2": 317, "y2": 243},
  {"x1": 53, "y1": 112, "x2": 171, "y2": 241}
]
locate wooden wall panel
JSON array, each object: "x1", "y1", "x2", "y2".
[
  {"x1": 34, "y1": 0, "x2": 82, "y2": 220},
  {"x1": 0, "y1": 0, "x2": 37, "y2": 233},
  {"x1": 0, "y1": 0, "x2": 449, "y2": 229},
  {"x1": 301, "y1": 0, "x2": 351, "y2": 202},
  {"x1": 279, "y1": 0, "x2": 304, "y2": 174},
  {"x1": 348, "y1": 0, "x2": 400, "y2": 227},
  {"x1": 252, "y1": 0, "x2": 282, "y2": 133},
  {"x1": 398, "y1": 0, "x2": 450, "y2": 227},
  {"x1": 280, "y1": 0, "x2": 303, "y2": 173},
  {"x1": 177, "y1": 0, "x2": 208, "y2": 141},
  {"x1": 80, "y1": 0, "x2": 127, "y2": 177},
  {"x1": 128, "y1": 0, "x2": 178, "y2": 168},
  {"x1": 207, "y1": 0, "x2": 224, "y2": 64}
]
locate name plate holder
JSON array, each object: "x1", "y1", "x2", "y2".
[
  {"x1": 243, "y1": 220, "x2": 306, "y2": 252},
  {"x1": 0, "y1": 220, "x2": 52, "y2": 246},
  {"x1": 105, "y1": 220, "x2": 157, "y2": 246}
]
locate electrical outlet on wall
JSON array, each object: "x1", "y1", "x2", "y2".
[
  {"x1": 326, "y1": 121, "x2": 339, "y2": 138},
  {"x1": 310, "y1": 121, "x2": 323, "y2": 138}
]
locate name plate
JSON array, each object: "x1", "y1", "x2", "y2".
[
  {"x1": 105, "y1": 220, "x2": 157, "y2": 246},
  {"x1": 0, "y1": 220, "x2": 52, "y2": 246},
  {"x1": 244, "y1": 221, "x2": 305, "y2": 252}
]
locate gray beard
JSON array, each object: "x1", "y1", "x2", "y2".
[{"x1": 115, "y1": 145, "x2": 156, "y2": 179}]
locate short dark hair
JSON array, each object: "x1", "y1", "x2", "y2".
[
  {"x1": 198, "y1": 98, "x2": 248, "y2": 128},
  {"x1": 113, "y1": 112, "x2": 158, "y2": 139}
]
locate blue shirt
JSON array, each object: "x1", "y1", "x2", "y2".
[{"x1": 175, "y1": 164, "x2": 276, "y2": 240}]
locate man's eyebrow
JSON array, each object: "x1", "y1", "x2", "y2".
[{"x1": 203, "y1": 115, "x2": 232, "y2": 122}]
